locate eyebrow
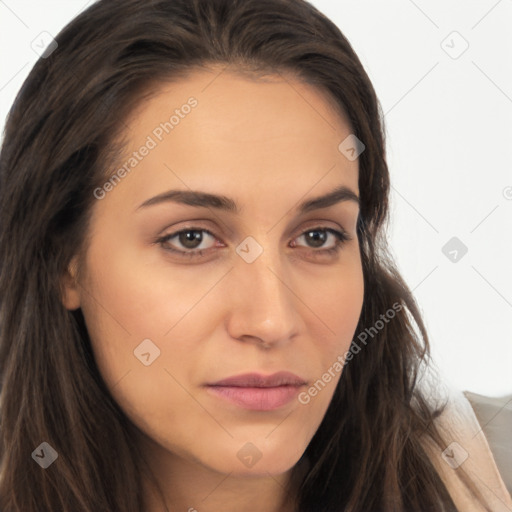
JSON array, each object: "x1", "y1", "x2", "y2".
[{"x1": 136, "y1": 184, "x2": 360, "y2": 214}]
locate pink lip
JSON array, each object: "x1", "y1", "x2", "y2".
[{"x1": 205, "y1": 372, "x2": 307, "y2": 411}]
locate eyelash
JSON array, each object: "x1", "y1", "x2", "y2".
[{"x1": 155, "y1": 226, "x2": 352, "y2": 260}]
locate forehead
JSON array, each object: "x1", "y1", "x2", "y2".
[
  {"x1": 126, "y1": 65, "x2": 350, "y2": 136},
  {"x1": 104, "y1": 67, "x2": 359, "y2": 213}
]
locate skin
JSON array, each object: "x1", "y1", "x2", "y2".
[{"x1": 62, "y1": 65, "x2": 364, "y2": 512}]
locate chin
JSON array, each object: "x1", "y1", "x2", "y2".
[{"x1": 200, "y1": 436, "x2": 308, "y2": 477}]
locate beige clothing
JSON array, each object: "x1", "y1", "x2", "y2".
[{"x1": 422, "y1": 387, "x2": 512, "y2": 511}]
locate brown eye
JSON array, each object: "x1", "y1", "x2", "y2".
[
  {"x1": 156, "y1": 226, "x2": 351, "y2": 260},
  {"x1": 293, "y1": 227, "x2": 350, "y2": 254},
  {"x1": 157, "y1": 228, "x2": 218, "y2": 257}
]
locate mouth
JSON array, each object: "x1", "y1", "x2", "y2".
[{"x1": 205, "y1": 371, "x2": 307, "y2": 411}]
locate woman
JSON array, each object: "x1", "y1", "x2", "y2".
[{"x1": 0, "y1": 0, "x2": 509, "y2": 511}]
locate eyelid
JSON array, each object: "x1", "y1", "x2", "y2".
[{"x1": 290, "y1": 219, "x2": 348, "y2": 239}]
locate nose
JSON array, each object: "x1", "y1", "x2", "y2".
[{"x1": 224, "y1": 244, "x2": 302, "y2": 350}]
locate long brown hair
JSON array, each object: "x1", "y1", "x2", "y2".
[{"x1": 0, "y1": 0, "x2": 489, "y2": 510}]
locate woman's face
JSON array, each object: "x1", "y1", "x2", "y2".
[{"x1": 63, "y1": 67, "x2": 364, "y2": 477}]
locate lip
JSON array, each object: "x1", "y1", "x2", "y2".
[
  {"x1": 208, "y1": 371, "x2": 307, "y2": 388},
  {"x1": 205, "y1": 371, "x2": 307, "y2": 411}
]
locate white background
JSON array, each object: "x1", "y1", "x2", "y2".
[{"x1": 1, "y1": 0, "x2": 511, "y2": 396}]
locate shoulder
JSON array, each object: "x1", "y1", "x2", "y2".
[{"x1": 419, "y1": 381, "x2": 512, "y2": 511}]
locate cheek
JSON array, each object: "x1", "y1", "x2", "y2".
[
  {"x1": 291, "y1": 254, "x2": 364, "y2": 414},
  {"x1": 310, "y1": 256, "x2": 364, "y2": 356},
  {"x1": 79, "y1": 234, "x2": 211, "y2": 341},
  {"x1": 77, "y1": 250, "x2": 211, "y2": 440},
  {"x1": 76, "y1": 236, "x2": 204, "y2": 394}
]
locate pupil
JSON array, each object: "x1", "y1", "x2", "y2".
[
  {"x1": 307, "y1": 230, "x2": 326, "y2": 248},
  {"x1": 180, "y1": 230, "x2": 202, "y2": 248}
]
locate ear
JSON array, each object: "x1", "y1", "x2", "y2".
[{"x1": 60, "y1": 256, "x2": 82, "y2": 310}]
